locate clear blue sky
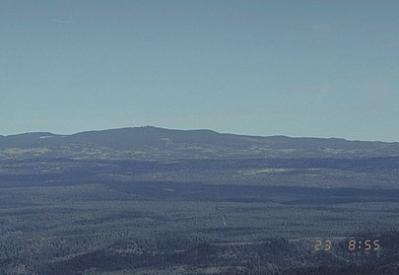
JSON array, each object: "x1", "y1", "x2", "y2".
[{"x1": 1, "y1": 0, "x2": 398, "y2": 141}]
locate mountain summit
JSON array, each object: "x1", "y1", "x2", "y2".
[{"x1": 0, "y1": 126, "x2": 398, "y2": 160}]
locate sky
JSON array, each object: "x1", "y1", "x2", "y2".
[{"x1": 1, "y1": 0, "x2": 398, "y2": 141}]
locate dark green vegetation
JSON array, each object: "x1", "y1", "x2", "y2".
[
  {"x1": 1, "y1": 127, "x2": 399, "y2": 274},
  {"x1": 2, "y1": 126, "x2": 399, "y2": 160}
]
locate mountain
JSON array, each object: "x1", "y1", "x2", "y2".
[{"x1": 0, "y1": 126, "x2": 398, "y2": 160}]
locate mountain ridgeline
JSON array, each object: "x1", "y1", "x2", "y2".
[
  {"x1": 0, "y1": 126, "x2": 398, "y2": 160},
  {"x1": 2, "y1": 127, "x2": 399, "y2": 274}
]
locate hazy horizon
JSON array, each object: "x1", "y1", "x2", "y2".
[
  {"x1": 1, "y1": 1, "x2": 399, "y2": 141},
  {"x1": 2, "y1": 124, "x2": 399, "y2": 143}
]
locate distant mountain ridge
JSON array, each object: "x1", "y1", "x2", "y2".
[{"x1": 0, "y1": 126, "x2": 398, "y2": 160}]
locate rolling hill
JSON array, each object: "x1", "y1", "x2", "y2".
[{"x1": 1, "y1": 126, "x2": 399, "y2": 160}]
